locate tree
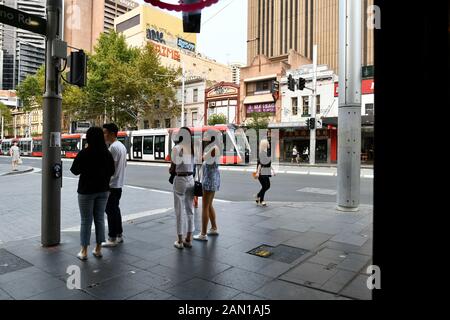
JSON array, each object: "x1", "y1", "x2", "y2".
[
  {"x1": 246, "y1": 112, "x2": 271, "y2": 130},
  {"x1": 208, "y1": 113, "x2": 227, "y2": 126},
  {"x1": 16, "y1": 66, "x2": 45, "y2": 111},
  {"x1": 0, "y1": 102, "x2": 12, "y2": 122}
]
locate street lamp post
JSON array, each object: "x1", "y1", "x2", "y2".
[
  {"x1": 247, "y1": 37, "x2": 261, "y2": 72},
  {"x1": 337, "y1": 0, "x2": 362, "y2": 212},
  {"x1": 181, "y1": 62, "x2": 185, "y2": 127}
]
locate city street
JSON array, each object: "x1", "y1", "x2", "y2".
[{"x1": 0, "y1": 156, "x2": 374, "y2": 204}]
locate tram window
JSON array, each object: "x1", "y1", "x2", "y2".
[
  {"x1": 33, "y1": 141, "x2": 42, "y2": 152},
  {"x1": 62, "y1": 139, "x2": 79, "y2": 152},
  {"x1": 143, "y1": 136, "x2": 154, "y2": 155}
]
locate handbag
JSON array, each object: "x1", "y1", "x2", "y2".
[
  {"x1": 17, "y1": 157, "x2": 23, "y2": 165},
  {"x1": 194, "y1": 163, "x2": 203, "y2": 197}
]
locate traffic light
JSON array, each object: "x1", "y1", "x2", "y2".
[
  {"x1": 298, "y1": 77, "x2": 306, "y2": 90},
  {"x1": 306, "y1": 118, "x2": 310, "y2": 129},
  {"x1": 68, "y1": 50, "x2": 87, "y2": 87},
  {"x1": 288, "y1": 74, "x2": 295, "y2": 91},
  {"x1": 309, "y1": 117, "x2": 315, "y2": 130},
  {"x1": 272, "y1": 80, "x2": 279, "y2": 93},
  {"x1": 183, "y1": 0, "x2": 202, "y2": 33}
]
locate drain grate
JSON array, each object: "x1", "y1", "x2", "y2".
[
  {"x1": 248, "y1": 244, "x2": 309, "y2": 264},
  {"x1": 0, "y1": 248, "x2": 33, "y2": 275}
]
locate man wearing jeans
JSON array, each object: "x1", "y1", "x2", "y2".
[{"x1": 102, "y1": 123, "x2": 127, "y2": 247}]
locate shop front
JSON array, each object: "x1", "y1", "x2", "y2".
[
  {"x1": 204, "y1": 82, "x2": 240, "y2": 125},
  {"x1": 270, "y1": 123, "x2": 331, "y2": 163}
]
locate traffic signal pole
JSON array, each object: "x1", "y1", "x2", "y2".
[
  {"x1": 42, "y1": 0, "x2": 63, "y2": 246},
  {"x1": 309, "y1": 45, "x2": 317, "y2": 165},
  {"x1": 337, "y1": 0, "x2": 362, "y2": 212}
]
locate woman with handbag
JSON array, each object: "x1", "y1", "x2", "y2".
[
  {"x1": 194, "y1": 135, "x2": 221, "y2": 242},
  {"x1": 171, "y1": 127, "x2": 195, "y2": 249}
]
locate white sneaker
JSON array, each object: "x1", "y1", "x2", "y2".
[
  {"x1": 174, "y1": 241, "x2": 184, "y2": 249},
  {"x1": 260, "y1": 201, "x2": 268, "y2": 207},
  {"x1": 193, "y1": 234, "x2": 208, "y2": 241},
  {"x1": 101, "y1": 239, "x2": 118, "y2": 248},
  {"x1": 77, "y1": 252, "x2": 88, "y2": 261},
  {"x1": 117, "y1": 236, "x2": 124, "y2": 244},
  {"x1": 207, "y1": 228, "x2": 219, "y2": 236}
]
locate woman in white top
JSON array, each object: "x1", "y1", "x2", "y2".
[{"x1": 9, "y1": 141, "x2": 21, "y2": 171}]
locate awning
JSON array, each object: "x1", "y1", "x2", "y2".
[
  {"x1": 244, "y1": 74, "x2": 277, "y2": 82},
  {"x1": 243, "y1": 94, "x2": 274, "y2": 105}
]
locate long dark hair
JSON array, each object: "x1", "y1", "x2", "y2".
[{"x1": 86, "y1": 127, "x2": 108, "y2": 154}]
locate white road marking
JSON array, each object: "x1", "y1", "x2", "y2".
[
  {"x1": 297, "y1": 187, "x2": 337, "y2": 195},
  {"x1": 62, "y1": 207, "x2": 173, "y2": 232},
  {"x1": 310, "y1": 172, "x2": 335, "y2": 176}
]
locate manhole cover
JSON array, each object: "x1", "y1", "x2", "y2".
[
  {"x1": 0, "y1": 248, "x2": 33, "y2": 275},
  {"x1": 248, "y1": 244, "x2": 309, "y2": 264}
]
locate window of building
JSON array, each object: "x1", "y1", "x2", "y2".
[
  {"x1": 143, "y1": 120, "x2": 149, "y2": 129},
  {"x1": 143, "y1": 136, "x2": 153, "y2": 155},
  {"x1": 316, "y1": 95, "x2": 321, "y2": 114},
  {"x1": 165, "y1": 118, "x2": 171, "y2": 128},
  {"x1": 154, "y1": 120, "x2": 160, "y2": 128},
  {"x1": 193, "y1": 88, "x2": 198, "y2": 102},
  {"x1": 292, "y1": 97, "x2": 298, "y2": 116},
  {"x1": 365, "y1": 103, "x2": 374, "y2": 116},
  {"x1": 255, "y1": 80, "x2": 271, "y2": 93},
  {"x1": 192, "y1": 112, "x2": 197, "y2": 126},
  {"x1": 302, "y1": 96, "x2": 310, "y2": 116}
]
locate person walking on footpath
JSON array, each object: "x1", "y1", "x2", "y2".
[
  {"x1": 255, "y1": 139, "x2": 276, "y2": 207},
  {"x1": 194, "y1": 135, "x2": 221, "y2": 242},
  {"x1": 102, "y1": 123, "x2": 127, "y2": 248},
  {"x1": 170, "y1": 127, "x2": 195, "y2": 249},
  {"x1": 291, "y1": 146, "x2": 299, "y2": 165},
  {"x1": 9, "y1": 141, "x2": 21, "y2": 171},
  {"x1": 70, "y1": 127, "x2": 115, "y2": 261}
]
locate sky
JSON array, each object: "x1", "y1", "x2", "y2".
[{"x1": 136, "y1": 0, "x2": 248, "y2": 65}]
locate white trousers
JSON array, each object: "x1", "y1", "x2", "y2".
[{"x1": 173, "y1": 175, "x2": 195, "y2": 235}]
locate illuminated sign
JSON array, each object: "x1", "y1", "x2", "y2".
[
  {"x1": 177, "y1": 38, "x2": 195, "y2": 52},
  {"x1": 246, "y1": 103, "x2": 276, "y2": 114}
]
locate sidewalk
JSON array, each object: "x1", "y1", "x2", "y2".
[
  {"x1": 0, "y1": 200, "x2": 373, "y2": 300},
  {"x1": 0, "y1": 164, "x2": 33, "y2": 176}
]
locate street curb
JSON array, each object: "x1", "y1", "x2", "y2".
[{"x1": 0, "y1": 167, "x2": 34, "y2": 176}]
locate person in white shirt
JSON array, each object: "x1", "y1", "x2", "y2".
[
  {"x1": 9, "y1": 141, "x2": 21, "y2": 171},
  {"x1": 291, "y1": 146, "x2": 299, "y2": 164},
  {"x1": 102, "y1": 123, "x2": 127, "y2": 247}
]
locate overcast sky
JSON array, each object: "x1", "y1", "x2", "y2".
[{"x1": 136, "y1": 0, "x2": 247, "y2": 65}]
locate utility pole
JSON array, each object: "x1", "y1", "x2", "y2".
[
  {"x1": 42, "y1": 0, "x2": 63, "y2": 246},
  {"x1": 337, "y1": 0, "x2": 362, "y2": 212},
  {"x1": 309, "y1": 45, "x2": 318, "y2": 165},
  {"x1": 181, "y1": 62, "x2": 185, "y2": 127},
  {"x1": 1, "y1": 115, "x2": 3, "y2": 140}
]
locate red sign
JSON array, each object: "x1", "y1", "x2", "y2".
[
  {"x1": 334, "y1": 79, "x2": 374, "y2": 96},
  {"x1": 362, "y1": 79, "x2": 374, "y2": 94},
  {"x1": 152, "y1": 42, "x2": 181, "y2": 62}
]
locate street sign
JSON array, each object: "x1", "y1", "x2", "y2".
[{"x1": 0, "y1": 5, "x2": 47, "y2": 36}]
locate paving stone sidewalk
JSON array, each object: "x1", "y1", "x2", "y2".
[
  {"x1": 0, "y1": 199, "x2": 373, "y2": 300},
  {"x1": 0, "y1": 164, "x2": 33, "y2": 176}
]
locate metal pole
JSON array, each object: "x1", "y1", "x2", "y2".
[
  {"x1": 309, "y1": 45, "x2": 317, "y2": 165},
  {"x1": 337, "y1": 0, "x2": 362, "y2": 212},
  {"x1": 181, "y1": 62, "x2": 185, "y2": 127},
  {"x1": 1, "y1": 115, "x2": 3, "y2": 140},
  {"x1": 42, "y1": 0, "x2": 63, "y2": 246}
]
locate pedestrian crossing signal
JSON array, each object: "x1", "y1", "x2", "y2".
[
  {"x1": 298, "y1": 77, "x2": 306, "y2": 90},
  {"x1": 288, "y1": 74, "x2": 295, "y2": 91}
]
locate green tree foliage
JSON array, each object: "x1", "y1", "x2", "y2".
[
  {"x1": 16, "y1": 31, "x2": 179, "y2": 130},
  {"x1": 246, "y1": 112, "x2": 271, "y2": 130},
  {"x1": 208, "y1": 113, "x2": 228, "y2": 126},
  {"x1": 0, "y1": 102, "x2": 12, "y2": 123}
]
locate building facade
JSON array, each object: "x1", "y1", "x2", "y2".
[
  {"x1": 230, "y1": 62, "x2": 243, "y2": 85},
  {"x1": 239, "y1": 50, "x2": 311, "y2": 126},
  {"x1": 64, "y1": 0, "x2": 138, "y2": 53},
  {"x1": 0, "y1": 0, "x2": 46, "y2": 90},
  {"x1": 278, "y1": 65, "x2": 374, "y2": 164},
  {"x1": 204, "y1": 82, "x2": 240, "y2": 125},
  {"x1": 115, "y1": 4, "x2": 232, "y2": 129},
  {"x1": 247, "y1": 0, "x2": 374, "y2": 73}
]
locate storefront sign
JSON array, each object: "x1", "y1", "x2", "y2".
[
  {"x1": 208, "y1": 86, "x2": 238, "y2": 97},
  {"x1": 334, "y1": 79, "x2": 374, "y2": 96},
  {"x1": 246, "y1": 103, "x2": 276, "y2": 114},
  {"x1": 177, "y1": 38, "x2": 195, "y2": 52},
  {"x1": 362, "y1": 79, "x2": 374, "y2": 94}
]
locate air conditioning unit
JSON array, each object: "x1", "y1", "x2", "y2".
[{"x1": 210, "y1": 101, "x2": 216, "y2": 107}]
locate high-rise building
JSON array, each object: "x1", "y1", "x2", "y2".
[
  {"x1": 64, "y1": 0, "x2": 139, "y2": 53},
  {"x1": 0, "y1": 0, "x2": 46, "y2": 90},
  {"x1": 247, "y1": 0, "x2": 374, "y2": 72},
  {"x1": 230, "y1": 62, "x2": 243, "y2": 85}
]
